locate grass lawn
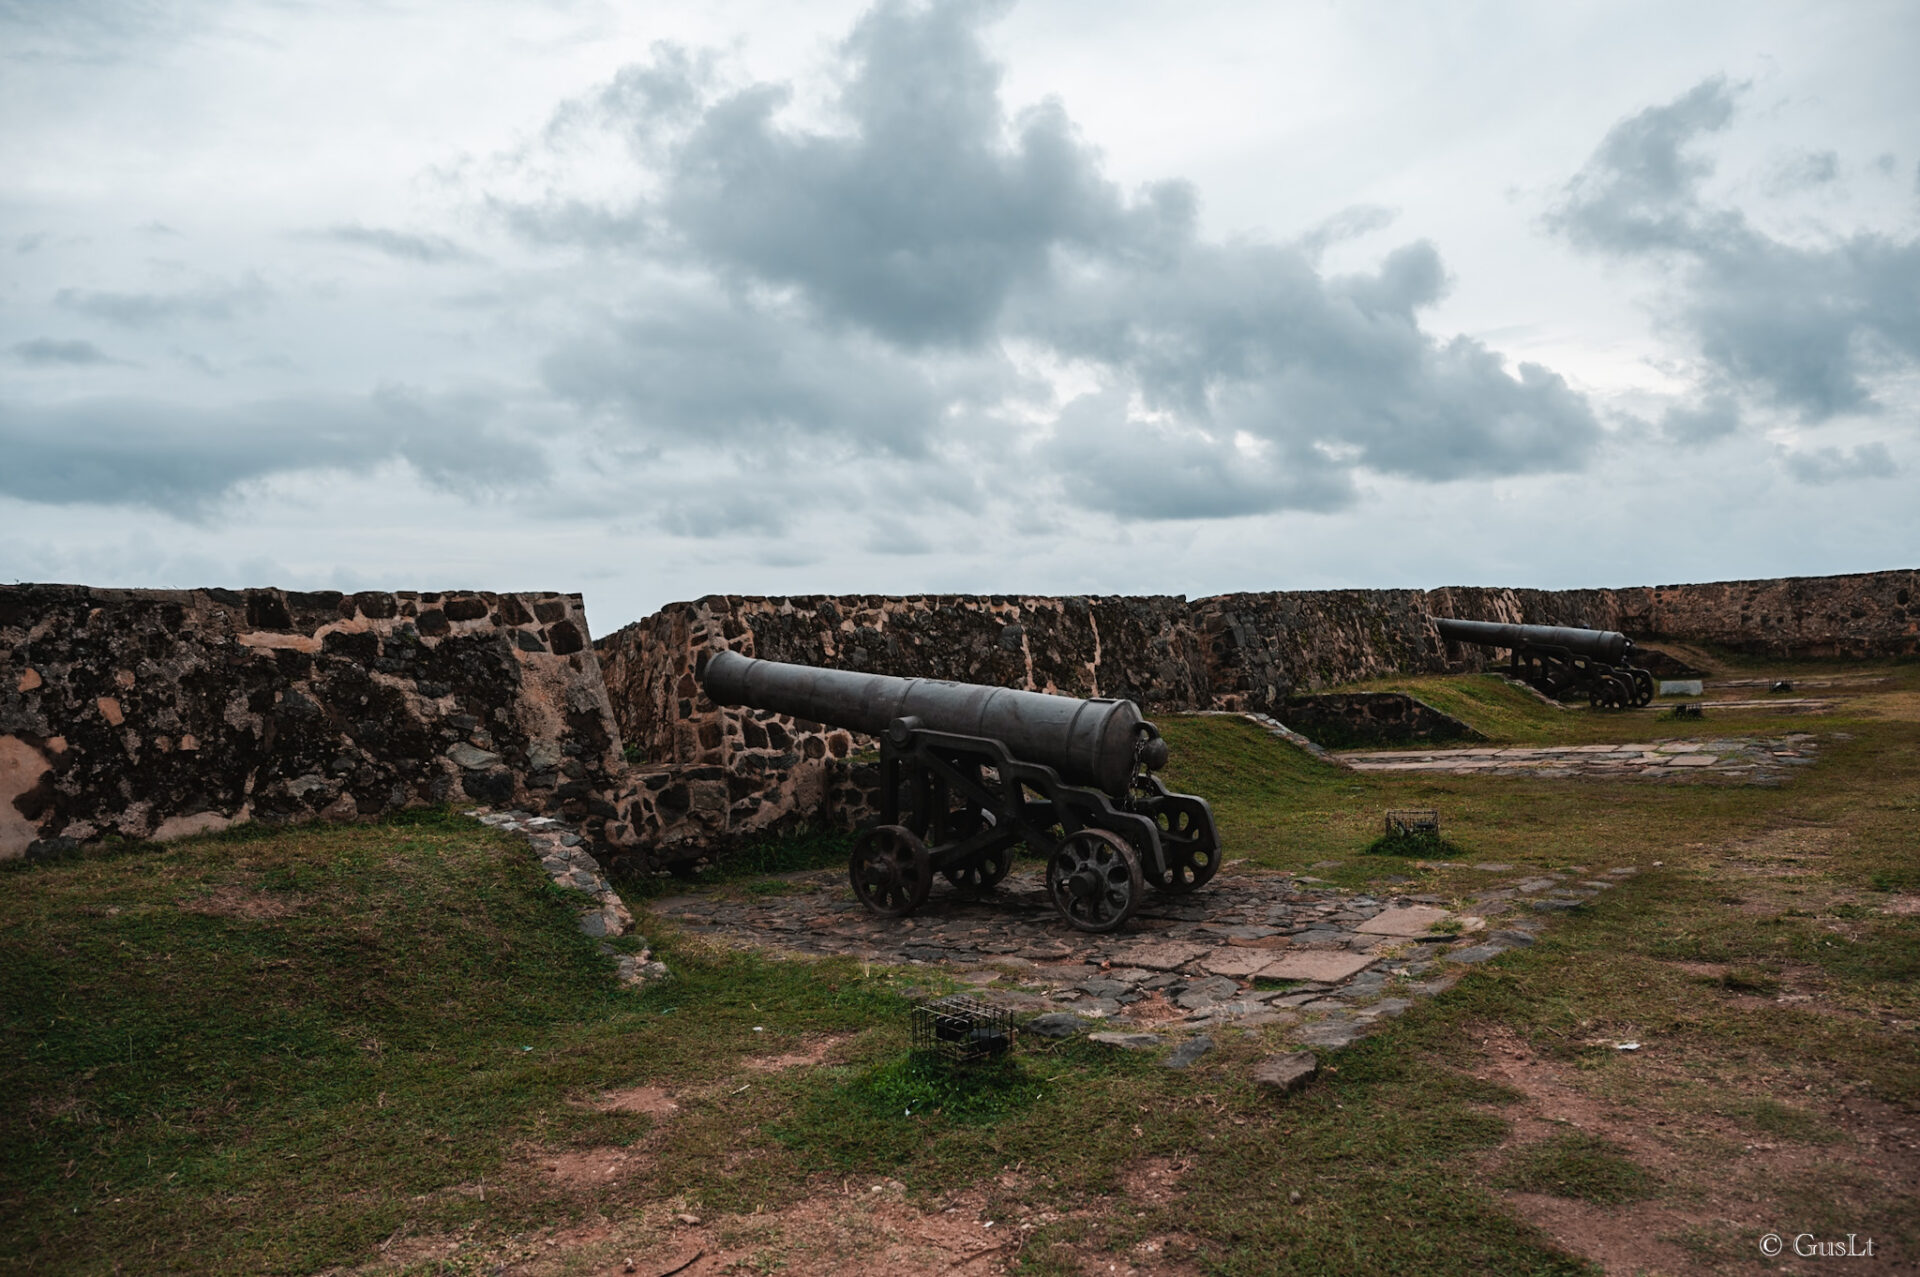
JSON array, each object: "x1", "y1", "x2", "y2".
[{"x1": 4, "y1": 655, "x2": 1915, "y2": 1275}]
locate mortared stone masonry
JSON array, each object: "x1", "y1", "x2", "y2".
[{"x1": 5, "y1": 569, "x2": 1915, "y2": 866}]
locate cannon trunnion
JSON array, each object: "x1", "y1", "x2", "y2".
[
  {"x1": 700, "y1": 651, "x2": 1221, "y2": 933},
  {"x1": 1434, "y1": 617, "x2": 1655, "y2": 709}
]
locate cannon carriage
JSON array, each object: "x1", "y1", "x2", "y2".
[
  {"x1": 699, "y1": 651, "x2": 1221, "y2": 933},
  {"x1": 1434, "y1": 617, "x2": 1655, "y2": 709}
]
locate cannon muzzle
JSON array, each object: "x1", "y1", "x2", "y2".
[
  {"x1": 701, "y1": 650, "x2": 1159, "y2": 798},
  {"x1": 1433, "y1": 617, "x2": 1632, "y2": 664}
]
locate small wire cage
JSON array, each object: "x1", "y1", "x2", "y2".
[
  {"x1": 1384, "y1": 809, "x2": 1441, "y2": 837},
  {"x1": 911, "y1": 995, "x2": 1015, "y2": 1065}
]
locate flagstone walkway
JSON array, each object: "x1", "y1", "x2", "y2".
[
  {"x1": 1334, "y1": 734, "x2": 1818, "y2": 783},
  {"x1": 645, "y1": 859, "x2": 1645, "y2": 1052}
]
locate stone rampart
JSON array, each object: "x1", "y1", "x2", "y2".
[
  {"x1": 1, "y1": 585, "x2": 624, "y2": 861},
  {"x1": 8, "y1": 568, "x2": 1911, "y2": 869},
  {"x1": 593, "y1": 570, "x2": 1917, "y2": 863},
  {"x1": 1608, "y1": 570, "x2": 1920, "y2": 658}
]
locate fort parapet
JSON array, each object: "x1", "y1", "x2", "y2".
[{"x1": 6, "y1": 569, "x2": 1915, "y2": 865}]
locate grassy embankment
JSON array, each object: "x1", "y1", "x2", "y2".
[{"x1": 4, "y1": 655, "x2": 1915, "y2": 1274}]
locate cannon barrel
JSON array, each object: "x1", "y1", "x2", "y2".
[
  {"x1": 700, "y1": 650, "x2": 1159, "y2": 798},
  {"x1": 1434, "y1": 617, "x2": 1631, "y2": 664}
]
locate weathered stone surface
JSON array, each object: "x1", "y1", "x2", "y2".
[
  {"x1": 1251, "y1": 1052, "x2": 1319, "y2": 1093},
  {"x1": 1354, "y1": 906, "x2": 1452, "y2": 936},
  {"x1": 1294, "y1": 1017, "x2": 1371, "y2": 1049},
  {"x1": 1164, "y1": 1035, "x2": 1214, "y2": 1070},
  {"x1": 0, "y1": 586, "x2": 623, "y2": 860},
  {"x1": 1114, "y1": 942, "x2": 1211, "y2": 972},
  {"x1": 1260, "y1": 951, "x2": 1376, "y2": 983},
  {"x1": 448, "y1": 742, "x2": 503, "y2": 770},
  {"x1": 1201, "y1": 947, "x2": 1279, "y2": 978},
  {"x1": 1025, "y1": 1013, "x2": 1089, "y2": 1040},
  {"x1": 1089, "y1": 1032, "x2": 1160, "y2": 1051}
]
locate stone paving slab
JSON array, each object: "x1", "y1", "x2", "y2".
[
  {"x1": 1334, "y1": 735, "x2": 1817, "y2": 783},
  {"x1": 1354, "y1": 905, "x2": 1452, "y2": 936},
  {"x1": 1259, "y1": 950, "x2": 1377, "y2": 982},
  {"x1": 1118, "y1": 941, "x2": 1212, "y2": 971},
  {"x1": 1201, "y1": 948, "x2": 1284, "y2": 978}
]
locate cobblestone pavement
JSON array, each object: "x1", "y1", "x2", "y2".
[
  {"x1": 1334, "y1": 733, "x2": 1819, "y2": 783},
  {"x1": 646, "y1": 861, "x2": 1646, "y2": 1052}
]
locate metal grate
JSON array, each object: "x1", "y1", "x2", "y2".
[
  {"x1": 1384, "y1": 809, "x2": 1440, "y2": 837},
  {"x1": 911, "y1": 995, "x2": 1015, "y2": 1064}
]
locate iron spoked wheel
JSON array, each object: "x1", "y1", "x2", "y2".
[
  {"x1": 1631, "y1": 669, "x2": 1656, "y2": 707},
  {"x1": 1150, "y1": 841, "x2": 1219, "y2": 894},
  {"x1": 1141, "y1": 801, "x2": 1219, "y2": 894},
  {"x1": 1588, "y1": 675, "x2": 1630, "y2": 710},
  {"x1": 1046, "y1": 828, "x2": 1143, "y2": 934},
  {"x1": 942, "y1": 843, "x2": 1015, "y2": 893},
  {"x1": 850, "y1": 824, "x2": 932, "y2": 917}
]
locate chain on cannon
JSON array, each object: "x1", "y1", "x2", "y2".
[
  {"x1": 1433, "y1": 617, "x2": 1656, "y2": 709},
  {"x1": 699, "y1": 651, "x2": 1222, "y2": 933}
]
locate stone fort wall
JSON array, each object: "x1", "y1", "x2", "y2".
[
  {"x1": 1, "y1": 586, "x2": 625, "y2": 862},
  {"x1": 592, "y1": 569, "x2": 1918, "y2": 862},
  {"x1": 6, "y1": 569, "x2": 1914, "y2": 866}
]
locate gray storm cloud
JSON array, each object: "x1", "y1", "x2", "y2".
[
  {"x1": 0, "y1": 391, "x2": 544, "y2": 516},
  {"x1": 1552, "y1": 78, "x2": 1920, "y2": 423},
  {"x1": 519, "y1": 0, "x2": 1603, "y2": 524},
  {"x1": 312, "y1": 225, "x2": 479, "y2": 264},
  {"x1": 1781, "y1": 442, "x2": 1896, "y2": 486},
  {"x1": 54, "y1": 277, "x2": 271, "y2": 329},
  {"x1": 11, "y1": 338, "x2": 119, "y2": 367}
]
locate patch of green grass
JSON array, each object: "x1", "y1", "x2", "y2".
[
  {"x1": 1737, "y1": 1098, "x2": 1842, "y2": 1144},
  {"x1": 1719, "y1": 965, "x2": 1782, "y2": 994},
  {"x1": 1365, "y1": 828, "x2": 1468, "y2": 858},
  {"x1": 849, "y1": 1052, "x2": 1045, "y2": 1124},
  {"x1": 1494, "y1": 1132, "x2": 1658, "y2": 1204},
  {"x1": 0, "y1": 814, "x2": 904, "y2": 1275}
]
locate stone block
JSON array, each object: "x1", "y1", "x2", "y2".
[
  {"x1": 1113, "y1": 941, "x2": 1208, "y2": 972},
  {"x1": 1354, "y1": 905, "x2": 1453, "y2": 936},
  {"x1": 1089, "y1": 1032, "x2": 1160, "y2": 1051},
  {"x1": 1164, "y1": 1035, "x2": 1214, "y2": 1070},
  {"x1": 1259, "y1": 951, "x2": 1376, "y2": 983},
  {"x1": 1251, "y1": 1052, "x2": 1319, "y2": 1093},
  {"x1": 1200, "y1": 948, "x2": 1277, "y2": 978},
  {"x1": 1025, "y1": 1013, "x2": 1088, "y2": 1040}
]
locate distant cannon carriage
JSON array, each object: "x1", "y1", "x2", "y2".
[
  {"x1": 1433, "y1": 617, "x2": 1655, "y2": 709},
  {"x1": 699, "y1": 651, "x2": 1221, "y2": 933}
]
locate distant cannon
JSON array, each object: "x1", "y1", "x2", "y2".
[
  {"x1": 1433, "y1": 617, "x2": 1655, "y2": 709},
  {"x1": 700, "y1": 651, "x2": 1221, "y2": 933}
]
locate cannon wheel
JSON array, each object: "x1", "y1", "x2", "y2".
[
  {"x1": 1588, "y1": 674, "x2": 1630, "y2": 710},
  {"x1": 936, "y1": 808, "x2": 1012, "y2": 893},
  {"x1": 1150, "y1": 840, "x2": 1219, "y2": 894},
  {"x1": 1047, "y1": 829, "x2": 1143, "y2": 934},
  {"x1": 1631, "y1": 669, "x2": 1656, "y2": 707},
  {"x1": 1140, "y1": 799, "x2": 1219, "y2": 894},
  {"x1": 850, "y1": 824, "x2": 932, "y2": 917},
  {"x1": 943, "y1": 843, "x2": 1015, "y2": 893}
]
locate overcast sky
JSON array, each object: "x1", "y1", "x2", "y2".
[{"x1": 4, "y1": 0, "x2": 1916, "y2": 632}]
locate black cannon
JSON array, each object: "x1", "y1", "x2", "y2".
[
  {"x1": 1433, "y1": 617, "x2": 1654, "y2": 708},
  {"x1": 699, "y1": 651, "x2": 1221, "y2": 933}
]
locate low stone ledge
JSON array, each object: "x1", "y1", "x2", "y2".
[{"x1": 467, "y1": 807, "x2": 669, "y2": 988}]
